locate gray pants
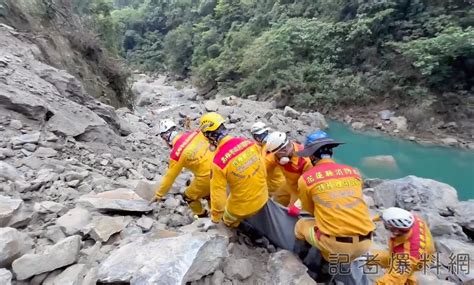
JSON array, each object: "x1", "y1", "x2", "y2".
[{"x1": 241, "y1": 199, "x2": 369, "y2": 285}]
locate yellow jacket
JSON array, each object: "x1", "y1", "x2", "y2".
[
  {"x1": 258, "y1": 144, "x2": 286, "y2": 193},
  {"x1": 298, "y1": 158, "x2": 375, "y2": 237},
  {"x1": 210, "y1": 136, "x2": 268, "y2": 222},
  {"x1": 375, "y1": 214, "x2": 435, "y2": 284},
  {"x1": 155, "y1": 131, "x2": 212, "y2": 199},
  {"x1": 266, "y1": 142, "x2": 312, "y2": 204}
]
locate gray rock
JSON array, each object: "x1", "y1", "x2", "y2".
[
  {"x1": 78, "y1": 189, "x2": 153, "y2": 213},
  {"x1": 112, "y1": 158, "x2": 133, "y2": 169},
  {"x1": 436, "y1": 238, "x2": 474, "y2": 282},
  {"x1": 422, "y1": 212, "x2": 466, "y2": 238},
  {"x1": 0, "y1": 227, "x2": 32, "y2": 267},
  {"x1": 0, "y1": 268, "x2": 12, "y2": 285},
  {"x1": 12, "y1": 235, "x2": 81, "y2": 280},
  {"x1": 9, "y1": 119, "x2": 23, "y2": 129},
  {"x1": 390, "y1": 116, "x2": 408, "y2": 132},
  {"x1": 351, "y1": 122, "x2": 366, "y2": 130},
  {"x1": 378, "y1": 110, "x2": 394, "y2": 120},
  {"x1": 204, "y1": 101, "x2": 219, "y2": 112},
  {"x1": 134, "y1": 180, "x2": 157, "y2": 201},
  {"x1": 84, "y1": 216, "x2": 131, "y2": 242},
  {"x1": 223, "y1": 258, "x2": 253, "y2": 280},
  {"x1": 63, "y1": 171, "x2": 89, "y2": 182},
  {"x1": 267, "y1": 250, "x2": 316, "y2": 285},
  {"x1": 221, "y1": 96, "x2": 240, "y2": 107},
  {"x1": 0, "y1": 148, "x2": 15, "y2": 158},
  {"x1": 373, "y1": 176, "x2": 459, "y2": 216},
  {"x1": 83, "y1": 268, "x2": 98, "y2": 285},
  {"x1": 11, "y1": 132, "x2": 40, "y2": 146},
  {"x1": 33, "y1": 201, "x2": 66, "y2": 214},
  {"x1": 33, "y1": 147, "x2": 58, "y2": 158},
  {"x1": 164, "y1": 196, "x2": 180, "y2": 209},
  {"x1": 44, "y1": 226, "x2": 67, "y2": 243},
  {"x1": 0, "y1": 161, "x2": 25, "y2": 183},
  {"x1": 136, "y1": 216, "x2": 154, "y2": 231},
  {"x1": 247, "y1": 95, "x2": 257, "y2": 101},
  {"x1": 441, "y1": 137, "x2": 458, "y2": 146},
  {"x1": 455, "y1": 200, "x2": 474, "y2": 232},
  {"x1": 362, "y1": 155, "x2": 398, "y2": 169},
  {"x1": 0, "y1": 195, "x2": 23, "y2": 226},
  {"x1": 56, "y1": 207, "x2": 91, "y2": 236},
  {"x1": 98, "y1": 233, "x2": 228, "y2": 284},
  {"x1": 7, "y1": 203, "x2": 38, "y2": 228},
  {"x1": 23, "y1": 143, "x2": 37, "y2": 152},
  {"x1": 210, "y1": 270, "x2": 225, "y2": 285},
  {"x1": 283, "y1": 106, "x2": 299, "y2": 119},
  {"x1": 42, "y1": 264, "x2": 88, "y2": 285}
]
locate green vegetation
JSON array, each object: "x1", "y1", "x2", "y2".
[{"x1": 77, "y1": 0, "x2": 473, "y2": 108}]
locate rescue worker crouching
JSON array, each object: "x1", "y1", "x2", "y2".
[
  {"x1": 370, "y1": 207, "x2": 435, "y2": 285},
  {"x1": 265, "y1": 131, "x2": 312, "y2": 210},
  {"x1": 294, "y1": 130, "x2": 375, "y2": 263},
  {"x1": 149, "y1": 119, "x2": 212, "y2": 217},
  {"x1": 199, "y1": 112, "x2": 268, "y2": 227},
  {"x1": 250, "y1": 122, "x2": 287, "y2": 206}
]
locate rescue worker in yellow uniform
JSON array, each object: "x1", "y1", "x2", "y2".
[
  {"x1": 199, "y1": 113, "x2": 268, "y2": 227},
  {"x1": 370, "y1": 207, "x2": 435, "y2": 285},
  {"x1": 294, "y1": 130, "x2": 375, "y2": 263},
  {"x1": 265, "y1": 131, "x2": 312, "y2": 209},
  {"x1": 150, "y1": 119, "x2": 212, "y2": 217},
  {"x1": 250, "y1": 122, "x2": 287, "y2": 205}
]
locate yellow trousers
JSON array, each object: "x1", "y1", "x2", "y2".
[
  {"x1": 183, "y1": 175, "x2": 210, "y2": 216},
  {"x1": 295, "y1": 218, "x2": 372, "y2": 263},
  {"x1": 371, "y1": 250, "x2": 423, "y2": 285}
]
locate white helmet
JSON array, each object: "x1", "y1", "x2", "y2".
[
  {"x1": 251, "y1": 122, "x2": 269, "y2": 135},
  {"x1": 382, "y1": 207, "x2": 414, "y2": 230},
  {"x1": 159, "y1": 119, "x2": 177, "y2": 134},
  {"x1": 266, "y1": 131, "x2": 289, "y2": 153}
]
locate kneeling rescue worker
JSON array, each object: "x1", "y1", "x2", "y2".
[
  {"x1": 371, "y1": 207, "x2": 435, "y2": 285},
  {"x1": 150, "y1": 119, "x2": 212, "y2": 217},
  {"x1": 294, "y1": 130, "x2": 375, "y2": 262},
  {"x1": 250, "y1": 122, "x2": 286, "y2": 205},
  {"x1": 265, "y1": 131, "x2": 312, "y2": 209},
  {"x1": 199, "y1": 112, "x2": 268, "y2": 227}
]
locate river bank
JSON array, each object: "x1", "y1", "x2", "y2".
[{"x1": 329, "y1": 104, "x2": 474, "y2": 150}]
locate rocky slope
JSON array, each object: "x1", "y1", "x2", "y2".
[{"x1": 0, "y1": 23, "x2": 473, "y2": 285}]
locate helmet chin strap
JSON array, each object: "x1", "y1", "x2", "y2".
[{"x1": 165, "y1": 130, "x2": 178, "y2": 147}]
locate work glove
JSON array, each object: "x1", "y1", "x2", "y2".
[{"x1": 287, "y1": 199, "x2": 302, "y2": 217}]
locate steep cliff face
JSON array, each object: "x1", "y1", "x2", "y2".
[{"x1": 0, "y1": 0, "x2": 132, "y2": 108}]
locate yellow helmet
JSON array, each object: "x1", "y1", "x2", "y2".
[{"x1": 199, "y1": 112, "x2": 226, "y2": 133}]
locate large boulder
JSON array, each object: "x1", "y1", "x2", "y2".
[
  {"x1": 390, "y1": 116, "x2": 408, "y2": 132},
  {"x1": 12, "y1": 235, "x2": 82, "y2": 280},
  {"x1": 98, "y1": 233, "x2": 228, "y2": 284},
  {"x1": 0, "y1": 161, "x2": 25, "y2": 183},
  {"x1": 0, "y1": 227, "x2": 33, "y2": 267},
  {"x1": 266, "y1": 250, "x2": 316, "y2": 285},
  {"x1": 455, "y1": 200, "x2": 474, "y2": 233},
  {"x1": 0, "y1": 269, "x2": 12, "y2": 285},
  {"x1": 361, "y1": 155, "x2": 398, "y2": 169},
  {"x1": 78, "y1": 188, "x2": 153, "y2": 213},
  {"x1": 223, "y1": 258, "x2": 253, "y2": 281},
  {"x1": 0, "y1": 195, "x2": 23, "y2": 226},
  {"x1": 373, "y1": 176, "x2": 459, "y2": 216},
  {"x1": 56, "y1": 207, "x2": 91, "y2": 236},
  {"x1": 83, "y1": 216, "x2": 132, "y2": 242},
  {"x1": 283, "y1": 106, "x2": 300, "y2": 119},
  {"x1": 42, "y1": 264, "x2": 88, "y2": 285}
]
